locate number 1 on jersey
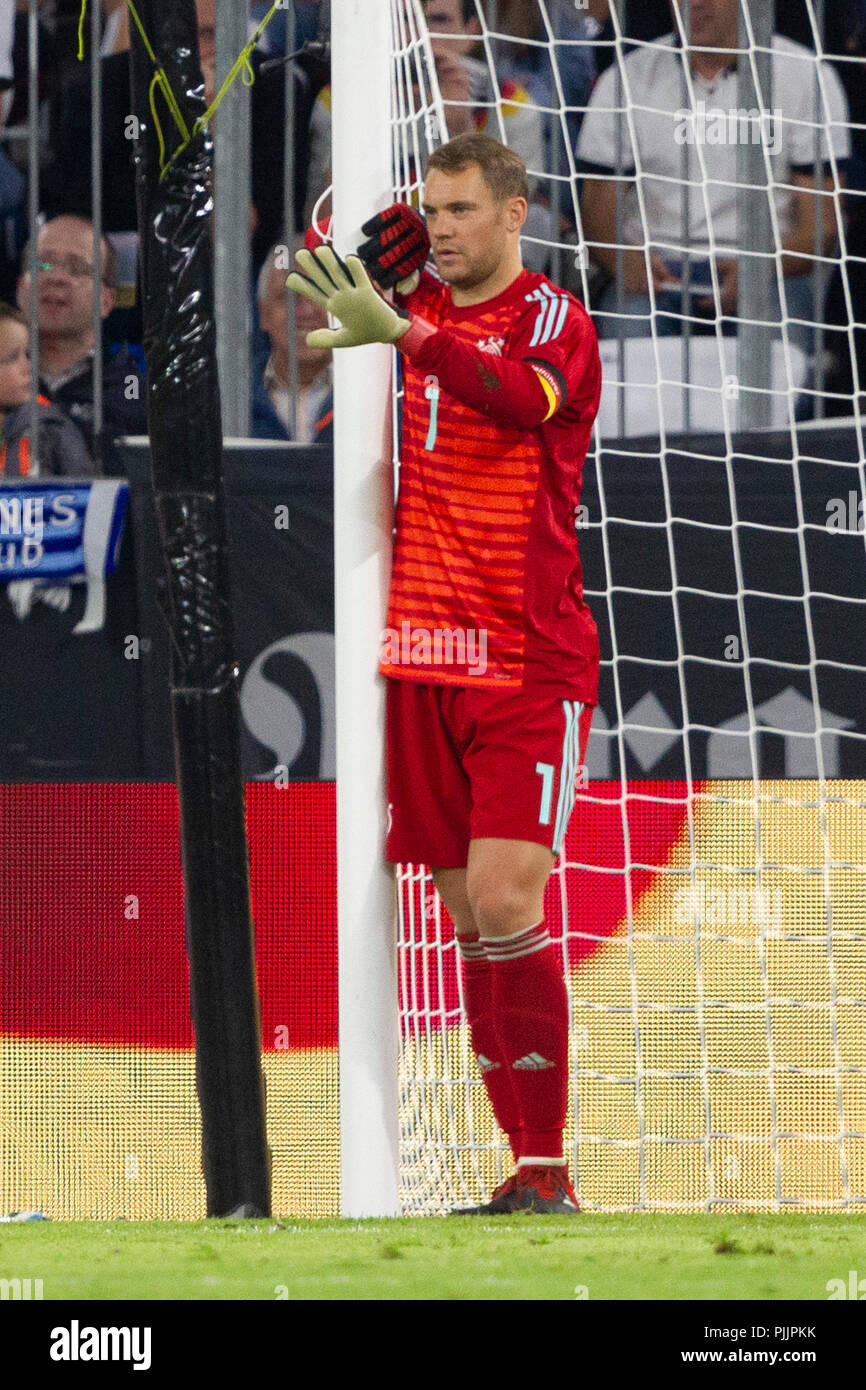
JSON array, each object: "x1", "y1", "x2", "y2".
[
  {"x1": 536, "y1": 761, "x2": 554, "y2": 825},
  {"x1": 424, "y1": 375, "x2": 440, "y2": 451}
]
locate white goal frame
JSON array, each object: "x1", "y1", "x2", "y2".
[{"x1": 332, "y1": 0, "x2": 866, "y2": 1219}]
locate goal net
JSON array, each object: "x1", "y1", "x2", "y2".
[{"x1": 383, "y1": 0, "x2": 866, "y2": 1212}]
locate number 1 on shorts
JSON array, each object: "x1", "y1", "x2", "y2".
[{"x1": 536, "y1": 761, "x2": 554, "y2": 825}]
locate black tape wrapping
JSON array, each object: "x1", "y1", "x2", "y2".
[
  {"x1": 129, "y1": 0, "x2": 271, "y2": 1218},
  {"x1": 158, "y1": 493, "x2": 237, "y2": 692}
]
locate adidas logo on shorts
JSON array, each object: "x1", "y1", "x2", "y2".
[
  {"x1": 476, "y1": 1054, "x2": 501, "y2": 1073},
  {"x1": 512, "y1": 1053, "x2": 555, "y2": 1071}
]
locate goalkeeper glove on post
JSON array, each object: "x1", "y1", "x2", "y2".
[
  {"x1": 357, "y1": 203, "x2": 430, "y2": 295},
  {"x1": 287, "y1": 246, "x2": 412, "y2": 349}
]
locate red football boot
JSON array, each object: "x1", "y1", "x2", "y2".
[{"x1": 451, "y1": 1165, "x2": 579, "y2": 1215}]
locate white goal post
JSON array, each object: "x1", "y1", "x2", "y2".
[
  {"x1": 333, "y1": 0, "x2": 866, "y2": 1217},
  {"x1": 332, "y1": 0, "x2": 401, "y2": 1218}
]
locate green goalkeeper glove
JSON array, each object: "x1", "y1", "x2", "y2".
[{"x1": 286, "y1": 247, "x2": 410, "y2": 349}]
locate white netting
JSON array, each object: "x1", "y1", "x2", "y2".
[{"x1": 384, "y1": 0, "x2": 866, "y2": 1212}]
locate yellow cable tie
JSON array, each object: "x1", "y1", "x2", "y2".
[
  {"x1": 149, "y1": 73, "x2": 166, "y2": 172},
  {"x1": 191, "y1": 5, "x2": 279, "y2": 139},
  {"x1": 126, "y1": 0, "x2": 160, "y2": 67}
]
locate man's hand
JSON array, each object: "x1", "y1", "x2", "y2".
[
  {"x1": 358, "y1": 203, "x2": 430, "y2": 295},
  {"x1": 614, "y1": 250, "x2": 670, "y2": 295},
  {"x1": 287, "y1": 247, "x2": 410, "y2": 349},
  {"x1": 697, "y1": 257, "x2": 738, "y2": 316},
  {"x1": 433, "y1": 50, "x2": 474, "y2": 134},
  {"x1": 650, "y1": 254, "x2": 680, "y2": 292}
]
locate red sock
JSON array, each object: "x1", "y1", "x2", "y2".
[
  {"x1": 457, "y1": 936, "x2": 524, "y2": 1160},
  {"x1": 481, "y1": 922, "x2": 569, "y2": 1163}
]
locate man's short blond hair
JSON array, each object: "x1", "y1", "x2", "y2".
[{"x1": 426, "y1": 133, "x2": 529, "y2": 204}]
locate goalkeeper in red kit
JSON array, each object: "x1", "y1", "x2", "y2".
[{"x1": 289, "y1": 132, "x2": 601, "y2": 1215}]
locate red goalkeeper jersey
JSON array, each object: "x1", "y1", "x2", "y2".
[{"x1": 380, "y1": 266, "x2": 602, "y2": 702}]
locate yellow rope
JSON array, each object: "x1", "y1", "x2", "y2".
[
  {"x1": 77, "y1": 0, "x2": 282, "y2": 176},
  {"x1": 191, "y1": 2, "x2": 281, "y2": 142}
]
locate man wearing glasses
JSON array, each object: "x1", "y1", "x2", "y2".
[{"x1": 17, "y1": 215, "x2": 147, "y2": 462}]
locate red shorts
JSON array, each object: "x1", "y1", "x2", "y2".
[{"x1": 385, "y1": 678, "x2": 594, "y2": 867}]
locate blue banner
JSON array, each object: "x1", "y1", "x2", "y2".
[{"x1": 0, "y1": 481, "x2": 129, "y2": 583}]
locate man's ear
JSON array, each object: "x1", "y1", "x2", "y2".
[
  {"x1": 100, "y1": 285, "x2": 117, "y2": 320},
  {"x1": 507, "y1": 196, "x2": 528, "y2": 234}
]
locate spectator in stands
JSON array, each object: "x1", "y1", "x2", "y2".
[
  {"x1": 422, "y1": 0, "x2": 544, "y2": 177},
  {"x1": 304, "y1": 0, "x2": 548, "y2": 260},
  {"x1": 16, "y1": 215, "x2": 146, "y2": 459},
  {"x1": 586, "y1": 0, "x2": 672, "y2": 78},
  {"x1": 252, "y1": 239, "x2": 333, "y2": 446},
  {"x1": 494, "y1": 0, "x2": 597, "y2": 150},
  {"x1": 577, "y1": 0, "x2": 850, "y2": 354},
  {"x1": 0, "y1": 300, "x2": 91, "y2": 477},
  {"x1": 0, "y1": 294, "x2": 93, "y2": 621},
  {"x1": 814, "y1": 2, "x2": 866, "y2": 411},
  {"x1": 305, "y1": 0, "x2": 547, "y2": 198}
]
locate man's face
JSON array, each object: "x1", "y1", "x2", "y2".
[
  {"x1": 423, "y1": 164, "x2": 520, "y2": 291},
  {"x1": 195, "y1": 0, "x2": 216, "y2": 40},
  {"x1": 260, "y1": 263, "x2": 329, "y2": 372},
  {"x1": 18, "y1": 218, "x2": 114, "y2": 338},
  {"x1": 681, "y1": 0, "x2": 739, "y2": 48},
  {"x1": 424, "y1": 1, "x2": 474, "y2": 58},
  {"x1": 195, "y1": 0, "x2": 216, "y2": 98}
]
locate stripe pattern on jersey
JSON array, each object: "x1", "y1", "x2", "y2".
[
  {"x1": 526, "y1": 285, "x2": 569, "y2": 348},
  {"x1": 553, "y1": 701, "x2": 584, "y2": 854},
  {"x1": 382, "y1": 267, "x2": 600, "y2": 695},
  {"x1": 386, "y1": 296, "x2": 548, "y2": 683}
]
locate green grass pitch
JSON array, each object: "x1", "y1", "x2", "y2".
[{"x1": 2, "y1": 1215, "x2": 864, "y2": 1300}]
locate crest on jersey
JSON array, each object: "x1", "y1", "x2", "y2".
[{"x1": 477, "y1": 335, "x2": 505, "y2": 356}]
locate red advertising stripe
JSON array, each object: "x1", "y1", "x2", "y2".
[
  {"x1": 0, "y1": 782, "x2": 689, "y2": 1049},
  {"x1": 0, "y1": 783, "x2": 337, "y2": 1049}
]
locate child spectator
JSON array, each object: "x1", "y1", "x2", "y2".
[
  {"x1": 0, "y1": 299, "x2": 93, "y2": 620},
  {"x1": 0, "y1": 301, "x2": 92, "y2": 478}
]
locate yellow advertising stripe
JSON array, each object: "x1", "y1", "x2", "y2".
[
  {"x1": 569, "y1": 780, "x2": 866, "y2": 1210},
  {"x1": 0, "y1": 1041, "x2": 339, "y2": 1220}
]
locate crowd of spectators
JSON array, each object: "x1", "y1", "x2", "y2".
[
  {"x1": 577, "y1": 1, "x2": 850, "y2": 361},
  {"x1": 0, "y1": 0, "x2": 864, "y2": 486}
]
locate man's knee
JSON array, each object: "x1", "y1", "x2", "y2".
[{"x1": 466, "y1": 866, "x2": 543, "y2": 938}]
